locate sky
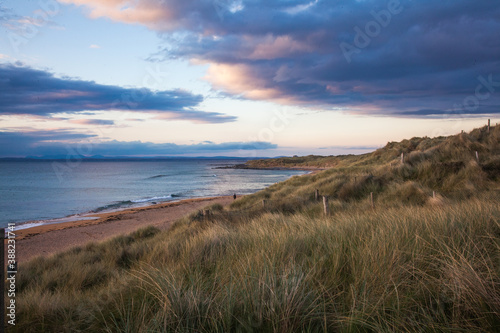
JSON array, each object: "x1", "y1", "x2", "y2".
[{"x1": 0, "y1": 0, "x2": 499, "y2": 158}]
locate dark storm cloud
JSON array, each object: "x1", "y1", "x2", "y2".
[
  {"x1": 0, "y1": 130, "x2": 276, "y2": 157},
  {"x1": 0, "y1": 129, "x2": 96, "y2": 157},
  {"x1": 108, "y1": 0, "x2": 500, "y2": 117},
  {"x1": 18, "y1": 0, "x2": 500, "y2": 116},
  {"x1": 0, "y1": 64, "x2": 236, "y2": 123},
  {"x1": 0, "y1": 129, "x2": 96, "y2": 143}
]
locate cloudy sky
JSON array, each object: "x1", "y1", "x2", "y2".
[{"x1": 0, "y1": 0, "x2": 498, "y2": 157}]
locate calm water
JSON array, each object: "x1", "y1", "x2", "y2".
[{"x1": 0, "y1": 160, "x2": 306, "y2": 228}]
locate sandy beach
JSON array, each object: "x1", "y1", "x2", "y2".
[{"x1": 15, "y1": 196, "x2": 234, "y2": 262}]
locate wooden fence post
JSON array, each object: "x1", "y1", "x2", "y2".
[
  {"x1": 370, "y1": 192, "x2": 374, "y2": 209},
  {"x1": 432, "y1": 191, "x2": 436, "y2": 199},
  {"x1": 488, "y1": 119, "x2": 490, "y2": 133},
  {"x1": 203, "y1": 210, "x2": 211, "y2": 220},
  {"x1": 323, "y1": 196, "x2": 330, "y2": 216},
  {"x1": 475, "y1": 151, "x2": 479, "y2": 162},
  {"x1": 315, "y1": 189, "x2": 319, "y2": 201},
  {"x1": 401, "y1": 153, "x2": 404, "y2": 164},
  {"x1": 262, "y1": 200, "x2": 267, "y2": 208}
]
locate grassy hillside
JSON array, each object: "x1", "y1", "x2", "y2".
[
  {"x1": 247, "y1": 124, "x2": 500, "y2": 172},
  {"x1": 234, "y1": 124, "x2": 499, "y2": 211},
  {"x1": 12, "y1": 124, "x2": 500, "y2": 332}
]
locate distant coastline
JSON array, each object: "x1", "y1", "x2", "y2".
[
  {"x1": 214, "y1": 163, "x2": 326, "y2": 172},
  {"x1": 0, "y1": 156, "x2": 253, "y2": 162}
]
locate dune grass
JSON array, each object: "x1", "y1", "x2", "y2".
[
  {"x1": 11, "y1": 125, "x2": 500, "y2": 332},
  {"x1": 14, "y1": 197, "x2": 500, "y2": 332}
]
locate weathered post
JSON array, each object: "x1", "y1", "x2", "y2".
[
  {"x1": 433, "y1": 191, "x2": 436, "y2": 199},
  {"x1": 315, "y1": 189, "x2": 319, "y2": 201},
  {"x1": 323, "y1": 196, "x2": 330, "y2": 216},
  {"x1": 488, "y1": 119, "x2": 490, "y2": 133},
  {"x1": 476, "y1": 151, "x2": 479, "y2": 163},
  {"x1": 401, "y1": 153, "x2": 404, "y2": 164},
  {"x1": 370, "y1": 192, "x2": 374, "y2": 209},
  {"x1": 203, "y1": 210, "x2": 211, "y2": 220},
  {"x1": 262, "y1": 200, "x2": 267, "y2": 208}
]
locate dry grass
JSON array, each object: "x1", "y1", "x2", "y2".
[{"x1": 12, "y1": 125, "x2": 500, "y2": 332}]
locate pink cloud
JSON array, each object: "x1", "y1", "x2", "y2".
[
  {"x1": 69, "y1": 119, "x2": 115, "y2": 126},
  {"x1": 205, "y1": 63, "x2": 279, "y2": 100},
  {"x1": 248, "y1": 35, "x2": 314, "y2": 60},
  {"x1": 59, "y1": 0, "x2": 177, "y2": 30}
]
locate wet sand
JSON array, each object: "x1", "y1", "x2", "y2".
[{"x1": 15, "y1": 196, "x2": 234, "y2": 262}]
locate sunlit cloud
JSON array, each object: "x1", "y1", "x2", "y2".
[{"x1": 205, "y1": 63, "x2": 282, "y2": 101}]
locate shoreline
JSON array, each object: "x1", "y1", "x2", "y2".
[
  {"x1": 11, "y1": 198, "x2": 187, "y2": 233},
  {"x1": 15, "y1": 195, "x2": 234, "y2": 262},
  {"x1": 11, "y1": 168, "x2": 316, "y2": 234},
  {"x1": 15, "y1": 196, "x2": 229, "y2": 240},
  {"x1": 13, "y1": 168, "x2": 320, "y2": 262}
]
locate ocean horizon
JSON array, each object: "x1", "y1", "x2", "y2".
[{"x1": 0, "y1": 159, "x2": 307, "y2": 229}]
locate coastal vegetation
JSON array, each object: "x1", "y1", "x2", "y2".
[{"x1": 13, "y1": 124, "x2": 500, "y2": 332}]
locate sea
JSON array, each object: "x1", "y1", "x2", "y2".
[{"x1": 0, "y1": 159, "x2": 306, "y2": 229}]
